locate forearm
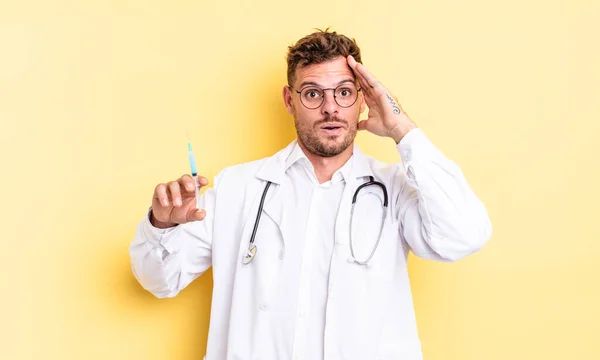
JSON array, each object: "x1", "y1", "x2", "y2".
[
  {"x1": 395, "y1": 129, "x2": 492, "y2": 261},
  {"x1": 129, "y1": 214, "x2": 187, "y2": 298}
]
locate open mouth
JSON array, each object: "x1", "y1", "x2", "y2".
[
  {"x1": 320, "y1": 121, "x2": 346, "y2": 130},
  {"x1": 320, "y1": 124, "x2": 345, "y2": 136}
]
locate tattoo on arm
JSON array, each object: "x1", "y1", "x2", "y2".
[{"x1": 386, "y1": 94, "x2": 402, "y2": 115}]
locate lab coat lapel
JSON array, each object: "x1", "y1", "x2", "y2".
[
  {"x1": 261, "y1": 183, "x2": 287, "y2": 245},
  {"x1": 254, "y1": 141, "x2": 296, "y2": 246}
]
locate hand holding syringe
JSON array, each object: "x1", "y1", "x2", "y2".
[{"x1": 150, "y1": 142, "x2": 209, "y2": 229}]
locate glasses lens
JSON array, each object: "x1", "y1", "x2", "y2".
[
  {"x1": 335, "y1": 84, "x2": 358, "y2": 107},
  {"x1": 300, "y1": 88, "x2": 324, "y2": 109}
]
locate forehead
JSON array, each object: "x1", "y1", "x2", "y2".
[{"x1": 294, "y1": 56, "x2": 356, "y2": 88}]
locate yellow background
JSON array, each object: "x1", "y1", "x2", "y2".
[{"x1": 1, "y1": 0, "x2": 598, "y2": 359}]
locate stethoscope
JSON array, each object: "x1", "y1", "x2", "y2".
[{"x1": 242, "y1": 176, "x2": 388, "y2": 266}]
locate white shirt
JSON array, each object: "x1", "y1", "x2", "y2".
[
  {"x1": 275, "y1": 142, "x2": 351, "y2": 360},
  {"x1": 129, "y1": 128, "x2": 492, "y2": 360}
]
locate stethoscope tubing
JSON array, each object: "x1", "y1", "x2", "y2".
[{"x1": 243, "y1": 176, "x2": 388, "y2": 266}]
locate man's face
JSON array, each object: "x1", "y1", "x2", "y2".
[{"x1": 283, "y1": 56, "x2": 366, "y2": 157}]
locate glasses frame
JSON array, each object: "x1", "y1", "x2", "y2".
[{"x1": 288, "y1": 83, "x2": 362, "y2": 110}]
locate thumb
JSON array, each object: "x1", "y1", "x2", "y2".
[
  {"x1": 187, "y1": 208, "x2": 206, "y2": 222},
  {"x1": 357, "y1": 120, "x2": 369, "y2": 131}
]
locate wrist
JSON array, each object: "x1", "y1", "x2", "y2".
[
  {"x1": 149, "y1": 210, "x2": 177, "y2": 229},
  {"x1": 389, "y1": 121, "x2": 417, "y2": 144}
]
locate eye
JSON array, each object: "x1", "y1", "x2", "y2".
[
  {"x1": 303, "y1": 88, "x2": 322, "y2": 100},
  {"x1": 338, "y1": 87, "x2": 353, "y2": 97}
]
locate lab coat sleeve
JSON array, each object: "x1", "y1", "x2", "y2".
[
  {"x1": 128, "y1": 171, "x2": 221, "y2": 298},
  {"x1": 394, "y1": 128, "x2": 492, "y2": 262}
]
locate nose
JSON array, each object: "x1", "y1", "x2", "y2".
[{"x1": 320, "y1": 90, "x2": 339, "y2": 116}]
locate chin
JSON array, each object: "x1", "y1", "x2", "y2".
[
  {"x1": 297, "y1": 126, "x2": 356, "y2": 157},
  {"x1": 316, "y1": 138, "x2": 353, "y2": 157}
]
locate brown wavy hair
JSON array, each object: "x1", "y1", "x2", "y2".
[{"x1": 286, "y1": 28, "x2": 362, "y2": 86}]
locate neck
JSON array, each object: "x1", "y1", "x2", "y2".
[{"x1": 298, "y1": 141, "x2": 354, "y2": 184}]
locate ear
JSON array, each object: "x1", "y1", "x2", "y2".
[
  {"x1": 359, "y1": 90, "x2": 366, "y2": 114},
  {"x1": 282, "y1": 86, "x2": 295, "y2": 115}
]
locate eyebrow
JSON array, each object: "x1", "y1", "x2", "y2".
[{"x1": 298, "y1": 78, "x2": 356, "y2": 89}]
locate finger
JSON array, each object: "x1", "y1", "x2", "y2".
[
  {"x1": 154, "y1": 183, "x2": 170, "y2": 207},
  {"x1": 358, "y1": 72, "x2": 377, "y2": 99},
  {"x1": 355, "y1": 71, "x2": 370, "y2": 93},
  {"x1": 168, "y1": 181, "x2": 183, "y2": 207},
  {"x1": 198, "y1": 176, "x2": 209, "y2": 187},
  {"x1": 357, "y1": 120, "x2": 369, "y2": 131},
  {"x1": 355, "y1": 68, "x2": 374, "y2": 93},
  {"x1": 347, "y1": 56, "x2": 371, "y2": 92},
  {"x1": 179, "y1": 174, "x2": 196, "y2": 192},
  {"x1": 180, "y1": 174, "x2": 208, "y2": 192},
  {"x1": 355, "y1": 62, "x2": 381, "y2": 89},
  {"x1": 187, "y1": 208, "x2": 206, "y2": 222},
  {"x1": 347, "y1": 54, "x2": 356, "y2": 66},
  {"x1": 348, "y1": 55, "x2": 380, "y2": 90}
]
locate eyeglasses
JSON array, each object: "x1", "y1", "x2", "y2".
[{"x1": 289, "y1": 83, "x2": 362, "y2": 109}]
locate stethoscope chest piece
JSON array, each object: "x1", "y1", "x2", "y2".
[{"x1": 242, "y1": 244, "x2": 257, "y2": 264}]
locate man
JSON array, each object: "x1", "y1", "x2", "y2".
[{"x1": 130, "y1": 29, "x2": 492, "y2": 360}]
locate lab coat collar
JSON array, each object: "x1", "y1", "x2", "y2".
[
  {"x1": 284, "y1": 141, "x2": 353, "y2": 184},
  {"x1": 255, "y1": 140, "x2": 374, "y2": 249},
  {"x1": 256, "y1": 139, "x2": 374, "y2": 185},
  {"x1": 350, "y1": 143, "x2": 374, "y2": 180},
  {"x1": 283, "y1": 140, "x2": 313, "y2": 173}
]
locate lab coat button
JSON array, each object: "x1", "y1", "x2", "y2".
[
  {"x1": 278, "y1": 249, "x2": 285, "y2": 259},
  {"x1": 404, "y1": 149, "x2": 412, "y2": 161},
  {"x1": 260, "y1": 302, "x2": 269, "y2": 311}
]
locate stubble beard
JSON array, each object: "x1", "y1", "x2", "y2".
[{"x1": 295, "y1": 115, "x2": 358, "y2": 157}]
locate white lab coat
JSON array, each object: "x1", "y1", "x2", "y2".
[{"x1": 129, "y1": 129, "x2": 492, "y2": 360}]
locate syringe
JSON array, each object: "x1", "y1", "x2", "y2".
[{"x1": 187, "y1": 142, "x2": 201, "y2": 206}]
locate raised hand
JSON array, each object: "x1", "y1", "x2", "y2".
[{"x1": 347, "y1": 55, "x2": 417, "y2": 143}]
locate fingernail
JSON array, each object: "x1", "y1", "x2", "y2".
[
  {"x1": 175, "y1": 198, "x2": 182, "y2": 206},
  {"x1": 162, "y1": 199, "x2": 169, "y2": 206}
]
